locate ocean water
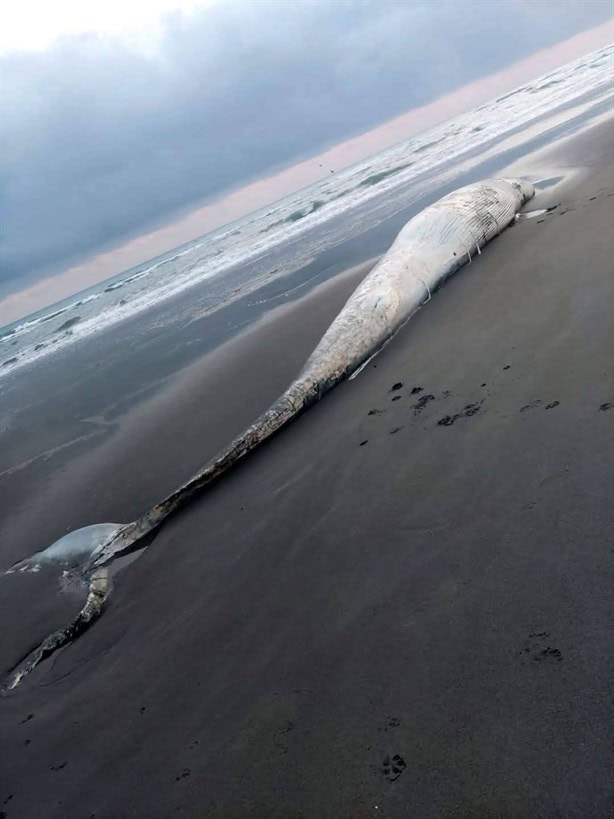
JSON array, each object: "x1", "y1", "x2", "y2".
[{"x1": 1, "y1": 44, "x2": 612, "y2": 379}]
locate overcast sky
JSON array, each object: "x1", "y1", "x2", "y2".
[{"x1": 1, "y1": 0, "x2": 612, "y2": 300}]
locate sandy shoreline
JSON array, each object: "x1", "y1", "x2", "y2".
[{"x1": 1, "y1": 119, "x2": 613, "y2": 817}]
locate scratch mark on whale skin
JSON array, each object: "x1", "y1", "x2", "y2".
[{"x1": 2, "y1": 177, "x2": 533, "y2": 691}]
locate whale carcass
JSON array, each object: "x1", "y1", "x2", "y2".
[{"x1": 3, "y1": 177, "x2": 534, "y2": 689}]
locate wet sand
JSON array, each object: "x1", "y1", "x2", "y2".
[
  {"x1": 0, "y1": 259, "x2": 375, "y2": 670},
  {"x1": 1, "y1": 119, "x2": 613, "y2": 817}
]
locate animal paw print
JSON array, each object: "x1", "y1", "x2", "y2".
[
  {"x1": 378, "y1": 716, "x2": 401, "y2": 732},
  {"x1": 437, "y1": 401, "x2": 483, "y2": 426},
  {"x1": 521, "y1": 632, "x2": 562, "y2": 663},
  {"x1": 412, "y1": 394, "x2": 435, "y2": 415},
  {"x1": 382, "y1": 754, "x2": 406, "y2": 782}
]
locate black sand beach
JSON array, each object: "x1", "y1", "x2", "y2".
[{"x1": 1, "y1": 119, "x2": 613, "y2": 817}]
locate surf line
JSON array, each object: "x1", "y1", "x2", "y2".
[{"x1": 2, "y1": 177, "x2": 534, "y2": 692}]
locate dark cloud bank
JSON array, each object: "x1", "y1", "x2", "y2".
[{"x1": 1, "y1": 0, "x2": 610, "y2": 290}]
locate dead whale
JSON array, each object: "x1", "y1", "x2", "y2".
[{"x1": 3, "y1": 177, "x2": 534, "y2": 690}]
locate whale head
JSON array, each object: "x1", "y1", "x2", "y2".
[{"x1": 500, "y1": 177, "x2": 535, "y2": 206}]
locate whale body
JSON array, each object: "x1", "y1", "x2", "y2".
[
  {"x1": 3, "y1": 177, "x2": 534, "y2": 689},
  {"x1": 91, "y1": 176, "x2": 534, "y2": 566},
  {"x1": 11, "y1": 177, "x2": 535, "y2": 575}
]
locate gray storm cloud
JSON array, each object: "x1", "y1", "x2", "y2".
[{"x1": 0, "y1": 0, "x2": 610, "y2": 290}]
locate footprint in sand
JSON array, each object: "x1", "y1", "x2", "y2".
[
  {"x1": 412, "y1": 394, "x2": 435, "y2": 415},
  {"x1": 520, "y1": 632, "x2": 562, "y2": 663},
  {"x1": 437, "y1": 401, "x2": 483, "y2": 426},
  {"x1": 382, "y1": 754, "x2": 406, "y2": 782}
]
